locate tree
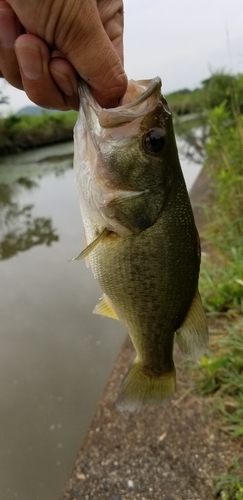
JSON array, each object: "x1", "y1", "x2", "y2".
[{"x1": 202, "y1": 72, "x2": 242, "y2": 112}]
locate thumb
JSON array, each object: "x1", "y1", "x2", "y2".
[{"x1": 54, "y1": 0, "x2": 127, "y2": 108}]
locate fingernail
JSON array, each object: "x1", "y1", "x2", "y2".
[{"x1": 16, "y1": 44, "x2": 43, "y2": 80}]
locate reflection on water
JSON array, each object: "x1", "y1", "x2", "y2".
[
  {"x1": 0, "y1": 182, "x2": 59, "y2": 260},
  {"x1": 0, "y1": 141, "x2": 202, "y2": 500}
]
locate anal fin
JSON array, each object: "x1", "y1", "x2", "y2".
[
  {"x1": 175, "y1": 289, "x2": 208, "y2": 361},
  {"x1": 93, "y1": 294, "x2": 119, "y2": 320}
]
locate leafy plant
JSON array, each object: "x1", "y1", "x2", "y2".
[{"x1": 213, "y1": 459, "x2": 243, "y2": 500}]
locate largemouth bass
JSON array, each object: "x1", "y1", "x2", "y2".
[{"x1": 73, "y1": 77, "x2": 208, "y2": 412}]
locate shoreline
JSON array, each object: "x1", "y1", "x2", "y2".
[
  {"x1": 0, "y1": 111, "x2": 77, "y2": 156},
  {"x1": 0, "y1": 131, "x2": 74, "y2": 156}
]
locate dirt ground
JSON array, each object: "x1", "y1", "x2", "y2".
[
  {"x1": 60, "y1": 336, "x2": 242, "y2": 500},
  {"x1": 60, "y1": 171, "x2": 243, "y2": 500}
]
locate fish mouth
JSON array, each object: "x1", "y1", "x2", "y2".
[{"x1": 79, "y1": 77, "x2": 168, "y2": 130}]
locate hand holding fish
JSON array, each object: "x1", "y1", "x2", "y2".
[{"x1": 0, "y1": 0, "x2": 127, "y2": 109}]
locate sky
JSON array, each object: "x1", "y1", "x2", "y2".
[{"x1": 0, "y1": 0, "x2": 243, "y2": 114}]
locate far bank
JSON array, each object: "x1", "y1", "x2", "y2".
[{"x1": 0, "y1": 111, "x2": 77, "y2": 155}]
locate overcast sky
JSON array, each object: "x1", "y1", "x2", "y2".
[{"x1": 0, "y1": 0, "x2": 242, "y2": 114}]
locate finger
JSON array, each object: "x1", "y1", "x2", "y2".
[
  {"x1": 49, "y1": 55, "x2": 79, "y2": 110},
  {"x1": 0, "y1": 0, "x2": 24, "y2": 88},
  {"x1": 97, "y1": 0, "x2": 124, "y2": 63},
  {"x1": 15, "y1": 34, "x2": 77, "y2": 110},
  {"x1": 53, "y1": 0, "x2": 127, "y2": 108}
]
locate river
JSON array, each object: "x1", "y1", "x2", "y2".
[{"x1": 0, "y1": 141, "x2": 202, "y2": 500}]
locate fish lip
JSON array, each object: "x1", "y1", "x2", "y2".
[
  {"x1": 78, "y1": 77, "x2": 165, "y2": 129},
  {"x1": 120, "y1": 77, "x2": 162, "y2": 110}
]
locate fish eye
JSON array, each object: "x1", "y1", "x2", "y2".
[{"x1": 143, "y1": 128, "x2": 166, "y2": 154}]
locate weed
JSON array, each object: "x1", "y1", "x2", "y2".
[
  {"x1": 191, "y1": 75, "x2": 243, "y2": 497},
  {"x1": 199, "y1": 95, "x2": 243, "y2": 314},
  {"x1": 213, "y1": 458, "x2": 243, "y2": 500},
  {"x1": 195, "y1": 319, "x2": 243, "y2": 437}
]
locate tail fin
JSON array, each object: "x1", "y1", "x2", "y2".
[{"x1": 116, "y1": 358, "x2": 176, "y2": 412}]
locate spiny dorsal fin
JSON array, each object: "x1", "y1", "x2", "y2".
[
  {"x1": 175, "y1": 288, "x2": 208, "y2": 361},
  {"x1": 93, "y1": 294, "x2": 119, "y2": 320},
  {"x1": 71, "y1": 228, "x2": 109, "y2": 261}
]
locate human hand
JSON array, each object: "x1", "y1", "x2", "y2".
[{"x1": 0, "y1": 0, "x2": 127, "y2": 110}]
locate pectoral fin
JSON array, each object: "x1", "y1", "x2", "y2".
[
  {"x1": 93, "y1": 294, "x2": 119, "y2": 320},
  {"x1": 175, "y1": 289, "x2": 208, "y2": 361},
  {"x1": 71, "y1": 228, "x2": 109, "y2": 261},
  {"x1": 102, "y1": 187, "x2": 166, "y2": 234}
]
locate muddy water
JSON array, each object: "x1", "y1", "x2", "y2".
[{"x1": 0, "y1": 141, "x2": 201, "y2": 500}]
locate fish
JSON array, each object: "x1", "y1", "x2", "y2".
[{"x1": 73, "y1": 77, "x2": 208, "y2": 412}]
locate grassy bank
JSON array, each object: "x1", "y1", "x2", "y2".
[
  {"x1": 190, "y1": 89, "x2": 243, "y2": 499},
  {"x1": 0, "y1": 110, "x2": 77, "y2": 155}
]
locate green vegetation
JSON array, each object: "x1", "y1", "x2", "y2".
[
  {"x1": 0, "y1": 110, "x2": 77, "y2": 154},
  {"x1": 181, "y1": 74, "x2": 243, "y2": 499},
  {"x1": 166, "y1": 71, "x2": 243, "y2": 116},
  {"x1": 195, "y1": 319, "x2": 243, "y2": 437},
  {"x1": 213, "y1": 463, "x2": 243, "y2": 500},
  {"x1": 200, "y1": 102, "x2": 243, "y2": 313},
  {"x1": 165, "y1": 87, "x2": 203, "y2": 115}
]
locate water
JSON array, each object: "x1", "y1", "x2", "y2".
[{"x1": 0, "y1": 141, "x2": 201, "y2": 500}]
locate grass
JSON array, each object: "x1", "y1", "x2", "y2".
[
  {"x1": 213, "y1": 465, "x2": 243, "y2": 500},
  {"x1": 199, "y1": 248, "x2": 243, "y2": 314},
  {"x1": 194, "y1": 318, "x2": 243, "y2": 437},
  {"x1": 185, "y1": 77, "x2": 243, "y2": 498},
  {"x1": 199, "y1": 102, "x2": 243, "y2": 314}
]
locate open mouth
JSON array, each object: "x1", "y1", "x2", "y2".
[
  {"x1": 78, "y1": 77, "x2": 162, "y2": 130},
  {"x1": 98, "y1": 77, "x2": 162, "y2": 128}
]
